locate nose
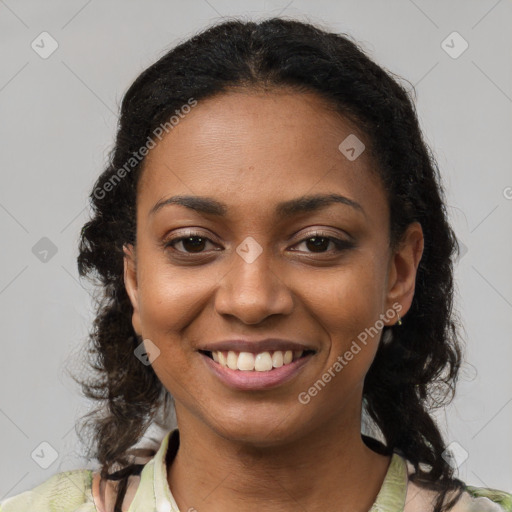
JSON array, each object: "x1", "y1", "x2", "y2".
[{"x1": 214, "y1": 246, "x2": 294, "y2": 324}]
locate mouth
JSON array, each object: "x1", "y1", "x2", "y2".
[
  {"x1": 199, "y1": 348, "x2": 316, "y2": 390},
  {"x1": 199, "y1": 348, "x2": 316, "y2": 372}
]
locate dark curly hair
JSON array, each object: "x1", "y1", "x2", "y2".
[{"x1": 75, "y1": 17, "x2": 467, "y2": 512}]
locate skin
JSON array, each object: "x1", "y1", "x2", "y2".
[{"x1": 122, "y1": 89, "x2": 424, "y2": 512}]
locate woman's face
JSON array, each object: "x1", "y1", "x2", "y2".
[{"x1": 124, "y1": 89, "x2": 423, "y2": 445}]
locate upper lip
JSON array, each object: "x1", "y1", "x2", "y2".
[{"x1": 198, "y1": 338, "x2": 317, "y2": 354}]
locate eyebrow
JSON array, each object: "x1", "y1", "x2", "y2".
[{"x1": 149, "y1": 193, "x2": 366, "y2": 219}]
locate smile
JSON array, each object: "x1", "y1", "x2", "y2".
[
  {"x1": 200, "y1": 349, "x2": 315, "y2": 390},
  {"x1": 200, "y1": 349, "x2": 314, "y2": 372}
]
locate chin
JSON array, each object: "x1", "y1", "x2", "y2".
[{"x1": 209, "y1": 412, "x2": 307, "y2": 448}]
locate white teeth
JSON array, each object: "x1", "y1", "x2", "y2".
[
  {"x1": 271, "y1": 351, "x2": 284, "y2": 368},
  {"x1": 254, "y1": 352, "x2": 273, "y2": 371},
  {"x1": 237, "y1": 352, "x2": 255, "y2": 371},
  {"x1": 227, "y1": 350, "x2": 238, "y2": 370},
  {"x1": 211, "y1": 349, "x2": 307, "y2": 371}
]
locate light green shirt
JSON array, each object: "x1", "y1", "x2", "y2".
[{"x1": 1, "y1": 429, "x2": 511, "y2": 511}]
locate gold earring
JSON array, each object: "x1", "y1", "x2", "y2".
[{"x1": 396, "y1": 312, "x2": 402, "y2": 326}]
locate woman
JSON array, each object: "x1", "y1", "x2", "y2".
[{"x1": 1, "y1": 17, "x2": 510, "y2": 512}]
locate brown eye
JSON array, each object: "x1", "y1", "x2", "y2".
[
  {"x1": 163, "y1": 231, "x2": 354, "y2": 257},
  {"x1": 304, "y1": 236, "x2": 332, "y2": 252},
  {"x1": 165, "y1": 233, "x2": 216, "y2": 254},
  {"x1": 294, "y1": 232, "x2": 354, "y2": 254}
]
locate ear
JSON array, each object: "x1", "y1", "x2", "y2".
[
  {"x1": 123, "y1": 243, "x2": 142, "y2": 336},
  {"x1": 384, "y1": 221, "x2": 424, "y2": 325}
]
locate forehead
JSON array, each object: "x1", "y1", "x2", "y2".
[{"x1": 137, "y1": 89, "x2": 387, "y2": 225}]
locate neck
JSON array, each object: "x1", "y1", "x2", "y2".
[{"x1": 167, "y1": 402, "x2": 391, "y2": 512}]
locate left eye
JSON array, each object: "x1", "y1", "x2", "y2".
[
  {"x1": 293, "y1": 234, "x2": 353, "y2": 253},
  {"x1": 164, "y1": 232, "x2": 353, "y2": 254}
]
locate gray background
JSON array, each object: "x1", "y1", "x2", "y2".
[{"x1": 1, "y1": 0, "x2": 511, "y2": 500}]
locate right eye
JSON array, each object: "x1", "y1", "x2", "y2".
[{"x1": 164, "y1": 232, "x2": 218, "y2": 254}]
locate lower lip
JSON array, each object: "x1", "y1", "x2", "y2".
[{"x1": 200, "y1": 352, "x2": 314, "y2": 390}]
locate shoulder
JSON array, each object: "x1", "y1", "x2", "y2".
[
  {"x1": 455, "y1": 486, "x2": 512, "y2": 512},
  {"x1": 407, "y1": 481, "x2": 512, "y2": 512},
  {"x1": 405, "y1": 482, "x2": 512, "y2": 512},
  {"x1": 0, "y1": 469, "x2": 96, "y2": 512},
  {"x1": 402, "y1": 457, "x2": 512, "y2": 512}
]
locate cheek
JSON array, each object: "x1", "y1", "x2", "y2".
[
  {"x1": 312, "y1": 260, "x2": 385, "y2": 329},
  {"x1": 304, "y1": 260, "x2": 386, "y2": 372},
  {"x1": 137, "y1": 260, "x2": 215, "y2": 331},
  {"x1": 135, "y1": 264, "x2": 214, "y2": 395}
]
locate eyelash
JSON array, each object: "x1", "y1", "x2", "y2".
[{"x1": 163, "y1": 230, "x2": 354, "y2": 256}]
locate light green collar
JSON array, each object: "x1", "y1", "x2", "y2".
[
  {"x1": 127, "y1": 429, "x2": 179, "y2": 512},
  {"x1": 370, "y1": 451, "x2": 408, "y2": 512},
  {"x1": 129, "y1": 429, "x2": 408, "y2": 512}
]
